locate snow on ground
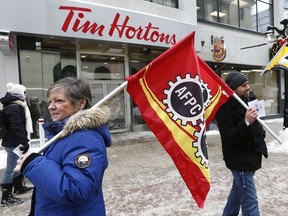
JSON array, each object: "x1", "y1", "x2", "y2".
[
  {"x1": 267, "y1": 128, "x2": 288, "y2": 153},
  {"x1": 0, "y1": 118, "x2": 287, "y2": 215}
]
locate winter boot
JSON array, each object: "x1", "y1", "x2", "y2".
[
  {"x1": 13, "y1": 174, "x2": 33, "y2": 195},
  {"x1": 1, "y1": 183, "x2": 23, "y2": 206}
]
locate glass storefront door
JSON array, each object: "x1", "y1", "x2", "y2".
[
  {"x1": 20, "y1": 50, "x2": 60, "y2": 138},
  {"x1": 78, "y1": 52, "x2": 128, "y2": 132}
]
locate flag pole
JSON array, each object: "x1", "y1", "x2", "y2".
[
  {"x1": 36, "y1": 81, "x2": 128, "y2": 154},
  {"x1": 250, "y1": 69, "x2": 266, "y2": 92},
  {"x1": 251, "y1": 42, "x2": 288, "y2": 91},
  {"x1": 232, "y1": 93, "x2": 283, "y2": 144}
]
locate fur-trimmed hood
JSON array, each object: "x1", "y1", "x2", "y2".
[
  {"x1": 60, "y1": 106, "x2": 111, "y2": 138},
  {"x1": 43, "y1": 106, "x2": 111, "y2": 141}
]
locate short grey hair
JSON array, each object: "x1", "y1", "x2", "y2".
[{"x1": 47, "y1": 77, "x2": 91, "y2": 109}]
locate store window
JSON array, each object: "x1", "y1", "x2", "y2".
[
  {"x1": 128, "y1": 45, "x2": 166, "y2": 130},
  {"x1": 18, "y1": 36, "x2": 77, "y2": 137},
  {"x1": 197, "y1": 0, "x2": 273, "y2": 33},
  {"x1": 80, "y1": 54, "x2": 125, "y2": 81},
  {"x1": 79, "y1": 53, "x2": 128, "y2": 132},
  {"x1": 143, "y1": 0, "x2": 178, "y2": 8},
  {"x1": 220, "y1": 69, "x2": 279, "y2": 116}
]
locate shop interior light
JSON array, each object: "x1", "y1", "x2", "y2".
[
  {"x1": 241, "y1": 70, "x2": 250, "y2": 73},
  {"x1": 129, "y1": 60, "x2": 140, "y2": 63},
  {"x1": 230, "y1": 0, "x2": 248, "y2": 7},
  {"x1": 107, "y1": 48, "x2": 123, "y2": 54},
  {"x1": 251, "y1": 69, "x2": 264, "y2": 73},
  {"x1": 209, "y1": 11, "x2": 226, "y2": 17}
]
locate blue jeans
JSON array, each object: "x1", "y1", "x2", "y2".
[
  {"x1": 1, "y1": 146, "x2": 21, "y2": 184},
  {"x1": 222, "y1": 170, "x2": 260, "y2": 216}
]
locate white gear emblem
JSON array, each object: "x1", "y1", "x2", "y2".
[
  {"x1": 163, "y1": 74, "x2": 204, "y2": 126},
  {"x1": 201, "y1": 80, "x2": 212, "y2": 108},
  {"x1": 193, "y1": 122, "x2": 209, "y2": 168}
]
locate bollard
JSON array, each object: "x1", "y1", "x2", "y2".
[{"x1": 38, "y1": 118, "x2": 45, "y2": 147}]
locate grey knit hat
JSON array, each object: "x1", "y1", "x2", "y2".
[{"x1": 225, "y1": 72, "x2": 248, "y2": 90}]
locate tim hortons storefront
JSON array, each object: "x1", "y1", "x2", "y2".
[{"x1": 0, "y1": 0, "x2": 199, "y2": 134}]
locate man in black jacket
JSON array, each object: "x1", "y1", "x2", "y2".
[{"x1": 215, "y1": 72, "x2": 268, "y2": 216}]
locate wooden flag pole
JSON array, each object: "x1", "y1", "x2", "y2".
[{"x1": 233, "y1": 93, "x2": 283, "y2": 144}]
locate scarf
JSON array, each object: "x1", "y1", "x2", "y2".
[{"x1": 13, "y1": 100, "x2": 33, "y2": 138}]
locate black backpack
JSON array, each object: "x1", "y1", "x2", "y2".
[{"x1": 0, "y1": 108, "x2": 7, "y2": 139}]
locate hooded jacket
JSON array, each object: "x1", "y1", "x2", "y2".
[
  {"x1": 0, "y1": 92, "x2": 29, "y2": 147},
  {"x1": 21, "y1": 106, "x2": 111, "y2": 216},
  {"x1": 215, "y1": 96, "x2": 268, "y2": 171}
]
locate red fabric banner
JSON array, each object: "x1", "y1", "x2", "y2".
[
  {"x1": 197, "y1": 56, "x2": 233, "y2": 126},
  {"x1": 126, "y1": 32, "x2": 232, "y2": 208}
]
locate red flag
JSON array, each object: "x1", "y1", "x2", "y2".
[
  {"x1": 197, "y1": 56, "x2": 233, "y2": 126},
  {"x1": 126, "y1": 32, "x2": 232, "y2": 208}
]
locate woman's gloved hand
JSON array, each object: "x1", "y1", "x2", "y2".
[{"x1": 19, "y1": 143, "x2": 30, "y2": 154}]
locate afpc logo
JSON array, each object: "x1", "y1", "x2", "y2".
[{"x1": 163, "y1": 74, "x2": 211, "y2": 126}]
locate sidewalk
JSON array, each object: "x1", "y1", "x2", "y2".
[{"x1": 0, "y1": 119, "x2": 287, "y2": 215}]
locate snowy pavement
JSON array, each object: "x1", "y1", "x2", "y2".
[{"x1": 1, "y1": 118, "x2": 288, "y2": 215}]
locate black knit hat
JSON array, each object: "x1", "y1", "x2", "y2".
[{"x1": 225, "y1": 72, "x2": 248, "y2": 90}]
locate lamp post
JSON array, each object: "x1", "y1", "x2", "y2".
[{"x1": 264, "y1": 18, "x2": 288, "y2": 128}]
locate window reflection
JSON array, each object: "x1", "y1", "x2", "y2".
[
  {"x1": 81, "y1": 54, "x2": 124, "y2": 80},
  {"x1": 220, "y1": 69, "x2": 279, "y2": 115},
  {"x1": 143, "y1": 0, "x2": 178, "y2": 8},
  {"x1": 80, "y1": 53, "x2": 127, "y2": 132},
  {"x1": 197, "y1": 0, "x2": 273, "y2": 32}
]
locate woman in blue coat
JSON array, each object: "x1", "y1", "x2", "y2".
[{"x1": 15, "y1": 77, "x2": 111, "y2": 216}]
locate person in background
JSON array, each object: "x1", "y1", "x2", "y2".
[
  {"x1": 0, "y1": 82, "x2": 34, "y2": 206},
  {"x1": 15, "y1": 77, "x2": 111, "y2": 215},
  {"x1": 39, "y1": 100, "x2": 51, "y2": 123},
  {"x1": 215, "y1": 72, "x2": 268, "y2": 216},
  {"x1": 28, "y1": 96, "x2": 40, "y2": 139}
]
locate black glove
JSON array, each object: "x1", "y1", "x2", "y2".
[{"x1": 19, "y1": 143, "x2": 30, "y2": 154}]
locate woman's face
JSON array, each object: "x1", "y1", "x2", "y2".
[{"x1": 47, "y1": 88, "x2": 78, "y2": 122}]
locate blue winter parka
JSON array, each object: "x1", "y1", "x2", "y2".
[{"x1": 21, "y1": 107, "x2": 111, "y2": 216}]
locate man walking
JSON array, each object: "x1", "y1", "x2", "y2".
[{"x1": 215, "y1": 72, "x2": 268, "y2": 216}]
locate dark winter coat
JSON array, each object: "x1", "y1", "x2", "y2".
[
  {"x1": 215, "y1": 96, "x2": 268, "y2": 171},
  {"x1": 0, "y1": 92, "x2": 29, "y2": 147},
  {"x1": 21, "y1": 106, "x2": 111, "y2": 216}
]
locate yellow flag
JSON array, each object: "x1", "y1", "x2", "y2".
[{"x1": 266, "y1": 43, "x2": 288, "y2": 71}]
